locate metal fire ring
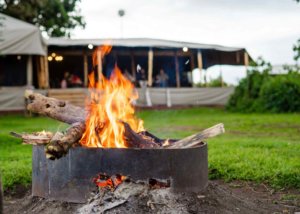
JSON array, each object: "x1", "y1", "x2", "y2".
[{"x1": 32, "y1": 144, "x2": 208, "y2": 203}]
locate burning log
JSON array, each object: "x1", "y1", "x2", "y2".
[
  {"x1": 25, "y1": 91, "x2": 163, "y2": 150},
  {"x1": 45, "y1": 122, "x2": 85, "y2": 160},
  {"x1": 122, "y1": 122, "x2": 160, "y2": 148},
  {"x1": 166, "y1": 123, "x2": 225, "y2": 148}
]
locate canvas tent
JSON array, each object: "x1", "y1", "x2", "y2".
[
  {"x1": 0, "y1": 13, "x2": 48, "y2": 111},
  {"x1": 0, "y1": 13, "x2": 49, "y2": 89},
  {"x1": 0, "y1": 13, "x2": 46, "y2": 55}
]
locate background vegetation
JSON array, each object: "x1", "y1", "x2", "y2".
[
  {"x1": 227, "y1": 58, "x2": 300, "y2": 113},
  {"x1": 0, "y1": 0, "x2": 85, "y2": 37}
]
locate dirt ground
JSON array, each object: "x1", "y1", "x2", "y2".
[{"x1": 3, "y1": 180, "x2": 300, "y2": 214}]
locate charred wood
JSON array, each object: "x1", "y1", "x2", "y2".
[
  {"x1": 45, "y1": 122, "x2": 85, "y2": 160},
  {"x1": 122, "y1": 122, "x2": 160, "y2": 148}
]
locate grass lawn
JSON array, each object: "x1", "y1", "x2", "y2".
[{"x1": 0, "y1": 108, "x2": 300, "y2": 190}]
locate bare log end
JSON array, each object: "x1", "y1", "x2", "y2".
[
  {"x1": 24, "y1": 89, "x2": 34, "y2": 99},
  {"x1": 166, "y1": 123, "x2": 225, "y2": 149}
]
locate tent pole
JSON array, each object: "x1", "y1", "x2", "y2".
[
  {"x1": 83, "y1": 53, "x2": 88, "y2": 87},
  {"x1": 244, "y1": 52, "x2": 249, "y2": 73},
  {"x1": 148, "y1": 48, "x2": 153, "y2": 86},
  {"x1": 42, "y1": 46, "x2": 50, "y2": 89},
  {"x1": 44, "y1": 55, "x2": 49, "y2": 89},
  {"x1": 38, "y1": 56, "x2": 44, "y2": 88},
  {"x1": 97, "y1": 49, "x2": 102, "y2": 79},
  {"x1": 175, "y1": 52, "x2": 180, "y2": 88},
  {"x1": 190, "y1": 53, "x2": 195, "y2": 71},
  {"x1": 130, "y1": 52, "x2": 136, "y2": 81},
  {"x1": 26, "y1": 55, "x2": 33, "y2": 86},
  {"x1": 197, "y1": 50, "x2": 203, "y2": 83}
]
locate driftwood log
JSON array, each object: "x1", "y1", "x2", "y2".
[
  {"x1": 10, "y1": 131, "x2": 54, "y2": 145},
  {"x1": 25, "y1": 90, "x2": 86, "y2": 159},
  {"x1": 25, "y1": 90, "x2": 86, "y2": 124},
  {"x1": 166, "y1": 123, "x2": 225, "y2": 148}
]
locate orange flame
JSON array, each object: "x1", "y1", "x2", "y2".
[{"x1": 80, "y1": 45, "x2": 144, "y2": 148}]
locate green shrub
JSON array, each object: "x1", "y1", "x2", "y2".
[
  {"x1": 208, "y1": 76, "x2": 228, "y2": 87},
  {"x1": 195, "y1": 75, "x2": 228, "y2": 87},
  {"x1": 226, "y1": 58, "x2": 270, "y2": 112},
  {"x1": 258, "y1": 72, "x2": 300, "y2": 112},
  {"x1": 227, "y1": 58, "x2": 300, "y2": 113}
]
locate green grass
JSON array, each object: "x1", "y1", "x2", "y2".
[
  {"x1": 0, "y1": 108, "x2": 300, "y2": 190},
  {"x1": 0, "y1": 115, "x2": 67, "y2": 189}
]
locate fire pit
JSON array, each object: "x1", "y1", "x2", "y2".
[{"x1": 32, "y1": 144, "x2": 208, "y2": 203}]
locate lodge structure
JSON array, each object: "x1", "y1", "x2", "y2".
[
  {"x1": 0, "y1": 13, "x2": 253, "y2": 111},
  {"x1": 46, "y1": 38, "x2": 251, "y2": 89}
]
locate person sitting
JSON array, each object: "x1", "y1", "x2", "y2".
[
  {"x1": 61, "y1": 71, "x2": 70, "y2": 88},
  {"x1": 155, "y1": 69, "x2": 169, "y2": 87},
  {"x1": 136, "y1": 68, "x2": 147, "y2": 88},
  {"x1": 70, "y1": 74, "x2": 83, "y2": 88}
]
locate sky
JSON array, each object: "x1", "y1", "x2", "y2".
[{"x1": 73, "y1": 0, "x2": 300, "y2": 84}]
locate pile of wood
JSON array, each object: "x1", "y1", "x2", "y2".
[{"x1": 11, "y1": 91, "x2": 225, "y2": 160}]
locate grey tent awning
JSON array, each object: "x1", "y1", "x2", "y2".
[
  {"x1": 0, "y1": 13, "x2": 46, "y2": 55},
  {"x1": 47, "y1": 37, "x2": 252, "y2": 68},
  {"x1": 48, "y1": 37, "x2": 245, "y2": 52}
]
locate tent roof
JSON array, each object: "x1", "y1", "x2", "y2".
[
  {"x1": 0, "y1": 13, "x2": 46, "y2": 55},
  {"x1": 47, "y1": 37, "x2": 246, "y2": 52},
  {"x1": 48, "y1": 37, "x2": 252, "y2": 68}
]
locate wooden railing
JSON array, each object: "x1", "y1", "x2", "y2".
[{"x1": 47, "y1": 89, "x2": 88, "y2": 108}]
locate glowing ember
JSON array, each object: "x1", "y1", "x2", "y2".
[
  {"x1": 93, "y1": 174, "x2": 127, "y2": 189},
  {"x1": 80, "y1": 45, "x2": 144, "y2": 148}
]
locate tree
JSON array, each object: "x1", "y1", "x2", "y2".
[{"x1": 0, "y1": 0, "x2": 85, "y2": 37}]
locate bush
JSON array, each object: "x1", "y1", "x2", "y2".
[
  {"x1": 208, "y1": 76, "x2": 228, "y2": 87},
  {"x1": 227, "y1": 58, "x2": 300, "y2": 113},
  {"x1": 258, "y1": 72, "x2": 300, "y2": 112},
  {"x1": 195, "y1": 75, "x2": 228, "y2": 87},
  {"x1": 226, "y1": 58, "x2": 270, "y2": 112}
]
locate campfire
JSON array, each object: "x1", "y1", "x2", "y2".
[{"x1": 11, "y1": 45, "x2": 225, "y2": 203}]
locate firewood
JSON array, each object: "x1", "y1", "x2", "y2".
[
  {"x1": 25, "y1": 90, "x2": 87, "y2": 159},
  {"x1": 24, "y1": 91, "x2": 176, "y2": 153},
  {"x1": 25, "y1": 90, "x2": 86, "y2": 124},
  {"x1": 45, "y1": 122, "x2": 85, "y2": 160},
  {"x1": 9, "y1": 131, "x2": 54, "y2": 145},
  {"x1": 166, "y1": 123, "x2": 225, "y2": 148},
  {"x1": 137, "y1": 131, "x2": 178, "y2": 146},
  {"x1": 25, "y1": 91, "x2": 162, "y2": 146},
  {"x1": 122, "y1": 122, "x2": 160, "y2": 148}
]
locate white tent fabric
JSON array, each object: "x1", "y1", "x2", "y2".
[
  {"x1": 0, "y1": 87, "x2": 234, "y2": 111},
  {"x1": 0, "y1": 13, "x2": 46, "y2": 55}
]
